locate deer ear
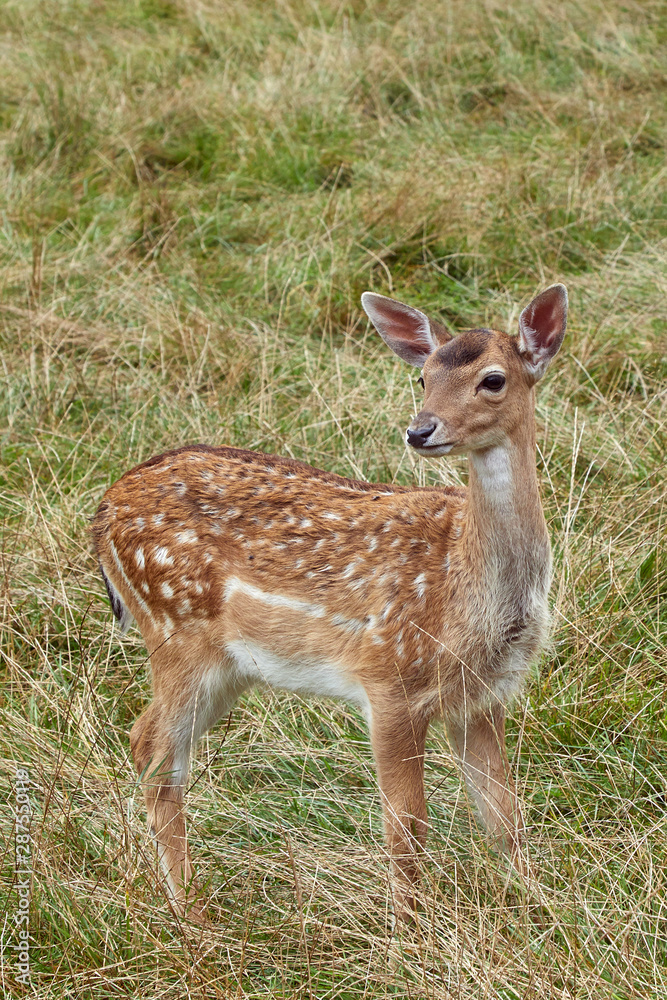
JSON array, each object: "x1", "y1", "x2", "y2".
[
  {"x1": 518, "y1": 284, "x2": 568, "y2": 381},
  {"x1": 361, "y1": 292, "x2": 452, "y2": 368}
]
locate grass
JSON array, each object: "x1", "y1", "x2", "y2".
[{"x1": 0, "y1": 0, "x2": 666, "y2": 995}]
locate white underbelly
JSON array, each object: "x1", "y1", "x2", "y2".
[{"x1": 226, "y1": 638, "x2": 371, "y2": 717}]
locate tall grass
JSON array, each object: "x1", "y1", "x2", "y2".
[{"x1": 1, "y1": 0, "x2": 665, "y2": 996}]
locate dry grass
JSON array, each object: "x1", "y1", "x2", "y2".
[{"x1": 1, "y1": 0, "x2": 666, "y2": 996}]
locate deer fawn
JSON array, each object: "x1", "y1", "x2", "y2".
[{"x1": 92, "y1": 284, "x2": 567, "y2": 922}]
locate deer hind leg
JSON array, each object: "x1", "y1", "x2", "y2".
[
  {"x1": 369, "y1": 704, "x2": 430, "y2": 923},
  {"x1": 446, "y1": 705, "x2": 524, "y2": 863},
  {"x1": 130, "y1": 658, "x2": 243, "y2": 917}
]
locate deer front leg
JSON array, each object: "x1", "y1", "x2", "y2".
[
  {"x1": 370, "y1": 706, "x2": 430, "y2": 923},
  {"x1": 446, "y1": 705, "x2": 524, "y2": 863},
  {"x1": 130, "y1": 700, "x2": 204, "y2": 918}
]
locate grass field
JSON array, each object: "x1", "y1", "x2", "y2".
[{"x1": 1, "y1": 0, "x2": 666, "y2": 996}]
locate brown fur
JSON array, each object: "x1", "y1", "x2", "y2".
[{"x1": 92, "y1": 285, "x2": 567, "y2": 923}]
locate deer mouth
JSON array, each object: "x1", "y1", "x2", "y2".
[{"x1": 411, "y1": 442, "x2": 454, "y2": 456}]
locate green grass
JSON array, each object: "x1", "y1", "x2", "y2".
[{"x1": 1, "y1": 0, "x2": 666, "y2": 996}]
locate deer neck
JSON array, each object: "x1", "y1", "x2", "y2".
[{"x1": 464, "y1": 418, "x2": 550, "y2": 600}]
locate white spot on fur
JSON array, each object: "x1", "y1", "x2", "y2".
[
  {"x1": 155, "y1": 546, "x2": 173, "y2": 566},
  {"x1": 135, "y1": 548, "x2": 145, "y2": 569},
  {"x1": 331, "y1": 613, "x2": 365, "y2": 635},
  {"x1": 152, "y1": 514, "x2": 164, "y2": 527},
  {"x1": 176, "y1": 529, "x2": 198, "y2": 544},
  {"x1": 162, "y1": 582, "x2": 174, "y2": 599},
  {"x1": 414, "y1": 573, "x2": 427, "y2": 598}
]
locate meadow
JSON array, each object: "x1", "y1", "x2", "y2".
[{"x1": 0, "y1": 0, "x2": 665, "y2": 996}]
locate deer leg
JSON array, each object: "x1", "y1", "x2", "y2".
[
  {"x1": 369, "y1": 706, "x2": 430, "y2": 923},
  {"x1": 130, "y1": 664, "x2": 243, "y2": 917},
  {"x1": 446, "y1": 705, "x2": 524, "y2": 861},
  {"x1": 130, "y1": 699, "x2": 198, "y2": 915}
]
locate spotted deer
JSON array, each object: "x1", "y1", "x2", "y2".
[{"x1": 92, "y1": 284, "x2": 567, "y2": 923}]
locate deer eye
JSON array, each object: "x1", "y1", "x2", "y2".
[
  {"x1": 479, "y1": 373, "x2": 506, "y2": 392},
  {"x1": 416, "y1": 376, "x2": 425, "y2": 389}
]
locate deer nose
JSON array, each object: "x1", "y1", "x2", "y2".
[{"x1": 407, "y1": 422, "x2": 437, "y2": 448}]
